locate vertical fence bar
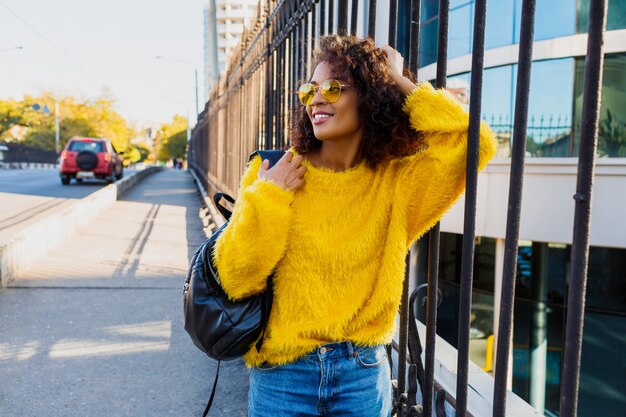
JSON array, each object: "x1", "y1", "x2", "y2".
[
  {"x1": 295, "y1": 7, "x2": 301, "y2": 82},
  {"x1": 492, "y1": 0, "x2": 536, "y2": 415},
  {"x1": 350, "y1": 0, "x2": 358, "y2": 35},
  {"x1": 387, "y1": 1, "x2": 397, "y2": 49},
  {"x1": 271, "y1": 48, "x2": 277, "y2": 149},
  {"x1": 387, "y1": 6, "x2": 409, "y2": 415},
  {"x1": 277, "y1": 42, "x2": 284, "y2": 146},
  {"x1": 406, "y1": 8, "x2": 424, "y2": 408},
  {"x1": 304, "y1": 10, "x2": 310, "y2": 79},
  {"x1": 328, "y1": 0, "x2": 334, "y2": 34},
  {"x1": 397, "y1": 260, "x2": 410, "y2": 417},
  {"x1": 408, "y1": 0, "x2": 421, "y2": 72},
  {"x1": 423, "y1": 2, "x2": 449, "y2": 416},
  {"x1": 319, "y1": 0, "x2": 326, "y2": 35},
  {"x1": 337, "y1": 0, "x2": 348, "y2": 34},
  {"x1": 311, "y1": 1, "x2": 317, "y2": 47},
  {"x1": 368, "y1": 0, "x2": 376, "y2": 38},
  {"x1": 559, "y1": 0, "x2": 608, "y2": 415},
  {"x1": 455, "y1": 0, "x2": 487, "y2": 415},
  {"x1": 300, "y1": 17, "x2": 306, "y2": 84},
  {"x1": 264, "y1": 10, "x2": 273, "y2": 150}
]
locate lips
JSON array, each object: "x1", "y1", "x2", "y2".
[{"x1": 311, "y1": 111, "x2": 334, "y2": 125}]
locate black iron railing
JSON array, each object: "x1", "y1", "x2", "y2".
[{"x1": 188, "y1": 0, "x2": 609, "y2": 415}]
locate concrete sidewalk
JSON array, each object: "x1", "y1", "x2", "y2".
[{"x1": 0, "y1": 169, "x2": 249, "y2": 416}]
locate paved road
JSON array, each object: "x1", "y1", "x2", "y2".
[
  {"x1": 0, "y1": 169, "x2": 249, "y2": 416},
  {"x1": 0, "y1": 169, "x2": 134, "y2": 242}
]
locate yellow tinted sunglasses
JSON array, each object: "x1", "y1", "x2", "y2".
[{"x1": 297, "y1": 79, "x2": 351, "y2": 106}]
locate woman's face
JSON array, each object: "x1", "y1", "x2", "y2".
[{"x1": 305, "y1": 61, "x2": 362, "y2": 143}]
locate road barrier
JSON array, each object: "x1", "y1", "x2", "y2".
[
  {"x1": 0, "y1": 162, "x2": 58, "y2": 170},
  {"x1": 0, "y1": 166, "x2": 162, "y2": 289}
]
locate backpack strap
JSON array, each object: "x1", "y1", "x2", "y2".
[
  {"x1": 213, "y1": 193, "x2": 235, "y2": 221},
  {"x1": 202, "y1": 360, "x2": 220, "y2": 417}
]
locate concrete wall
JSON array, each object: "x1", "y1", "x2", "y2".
[
  {"x1": 0, "y1": 167, "x2": 162, "y2": 289},
  {"x1": 441, "y1": 157, "x2": 626, "y2": 249}
]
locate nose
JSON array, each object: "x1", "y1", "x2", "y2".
[{"x1": 309, "y1": 86, "x2": 327, "y2": 106}]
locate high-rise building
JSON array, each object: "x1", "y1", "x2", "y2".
[{"x1": 204, "y1": 0, "x2": 259, "y2": 100}]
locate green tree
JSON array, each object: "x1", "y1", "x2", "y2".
[
  {"x1": 135, "y1": 143, "x2": 151, "y2": 162},
  {"x1": 0, "y1": 92, "x2": 134, "y2": 153},
  {"x1": 166, "y1": 130, "x2": 188, "y2": 160},
  {"x1": 599, "y1": 109, "x2": 625, "y2": 157},
  {"x1": 154, "y1": 115, "x2": 188, "y2": 161},
  {"x1": 124, "y1": 147, "x2": 142, "y2": 164}
]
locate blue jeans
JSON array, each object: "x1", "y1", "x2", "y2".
[{"x1": 248, "y1": 342, "x2": 392, "y2": 417}]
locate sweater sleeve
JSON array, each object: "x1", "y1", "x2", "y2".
[
  {"x1": 396, "y1": 82, "x2": 497, "y2": 248},
  {"x1": 212, "y1": 155, "x2": 295, "y2": 300}
]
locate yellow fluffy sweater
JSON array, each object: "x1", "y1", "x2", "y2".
[{"x1": 213, "y1": 82, "x2": 496, "y2": 367}]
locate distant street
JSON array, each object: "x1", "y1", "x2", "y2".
[{"x1": 0, "y1": 169, "x2": 134, "y2": 241}]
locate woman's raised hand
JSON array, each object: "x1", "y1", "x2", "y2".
[
  {"x1": 258, "y1": 150, "x2": 307, "y2": 192},
  {"x1": 380, "y1": 44, "x2": 417, "y2": 97},
  {"x1": 380, "y1": 45, "x2": 404, "y2": 82}
]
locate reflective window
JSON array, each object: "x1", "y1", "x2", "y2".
[
  {"x1": 574, "y1": 53, "x2": 626, "y2": 157},
  {"x1": 436, "y1": 233, "x2": 496, "y2": 372},
  {"x1": 455, "y1": 59, "x2": 575, "y2": 157},
  {"x1": 485, "y1": 0, "x2": 515, "y2": 49},
  {"x1": 531, "y1": 0, "x2": 576, "y2": 41},
  {"x1": 423, "y1": 0, "x2": 578, "y2": 67},
  {"x1": 419, "y1": 0, "x2": 440, "y2": 67},
  {"x1": 435, "y1": 233, "x2": 626, "y2": 416},
  {"x1": 488, "y1": 0, "x2": 575, "y2": 46},
  {"x1": 527, "y1": 58, "x2": 575, "y2": 157},
  {"x1": 68, "y1": 140, "x2": 104, "y2": 152},
  {"x1": 578, "y1": 0, "x2": 626, "y2": 32},
  {"x1": 512, "y1": 241, "x2": 626, "y2": 416},
  {"x1": 479, "y1": 65, "x2": 516, "y2": 158},
  {"x1": 448, "y1": 2, "x2": 474, "y2": 59}
]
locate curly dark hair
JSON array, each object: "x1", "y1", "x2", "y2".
[{"x1": 291, "y1": 35, "x2": 423, "y2": 169}]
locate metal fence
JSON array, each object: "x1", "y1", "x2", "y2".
[
  {"x1": 188, "y1": 0, "x2": 609, "y2": 415},
  {"x1": 0, "y1": 142, "x2": 58, "y2": 164}
]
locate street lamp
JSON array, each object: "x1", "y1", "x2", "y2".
[{"x1": 155, "y1": 55, "x2": 199, "y2": 119}]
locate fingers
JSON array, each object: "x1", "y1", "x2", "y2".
[
  {"x1": 295, "y1": 164, "x2": 307, "y2": 175},
  {"x1": 291, "y1": 154, "x2": 304, "y2": 165},
  {"x1": 282, "y1": 149, "x2": 294, "y2": 162},
  {"x1": 259, "y1": 150, "x2": 307, "y2": 192}
]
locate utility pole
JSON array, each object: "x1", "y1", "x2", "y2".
[
  {"x1": 55, "y1": 101, "x2": 60, "y2": 154},
  {"x1": 194, "y1": 69, "x2": 199, "y2": 117}
]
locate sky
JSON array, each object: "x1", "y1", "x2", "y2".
[{"x1": 0, "y1": 0, "x2": 207, "y2": 127}]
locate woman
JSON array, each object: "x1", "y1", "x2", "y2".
[{"x1": 213, "y1": 35, "x2": 496, "y2": 417}]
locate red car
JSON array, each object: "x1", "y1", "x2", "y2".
[{"x1": 59, "y1": 137, "x2": 123, "y2": 185}]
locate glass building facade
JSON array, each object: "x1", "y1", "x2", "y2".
[
  {"x1": 418, "y1": 0, "x2": 626, "y2": 158},
  {"x1": 400, "y1": 0, "x2": 626, "y2": 414},
  {"x1": 436, "y1": 233, "x2": 626, "y2": 417}
]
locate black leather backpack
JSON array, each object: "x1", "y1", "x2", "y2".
[{"x1": 183, "y1": 149, "x2": 285, "y2": 416}]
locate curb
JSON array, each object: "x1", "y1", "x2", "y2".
[
  {"x1": 188, "y1": 169, "x2": 226, "y2": 230},
  {"x1": 0, "y1": 166, "x2": 162, "y2": 289}
]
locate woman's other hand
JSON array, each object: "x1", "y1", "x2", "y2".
[
  {"x1": 258, "y1": 150, "x2": 307, "y2": 192},
  {"x1": 380, "y1": 44, "x2": 417, "y2": 97}
]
